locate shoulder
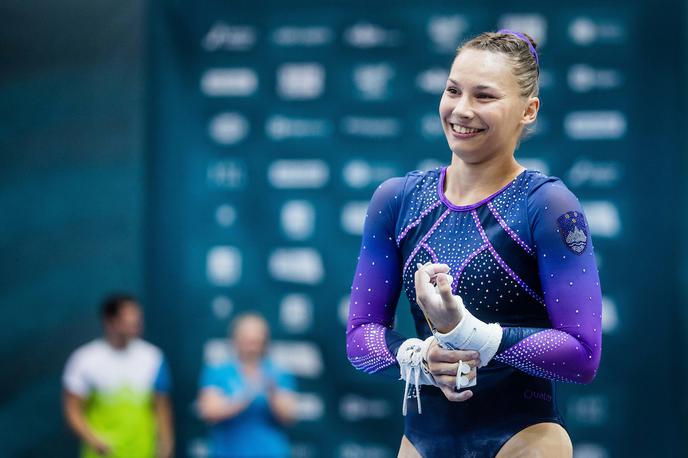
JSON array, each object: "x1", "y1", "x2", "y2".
[
  {"x1": 524, "y1": 170, "x2": 579, "y2": 205},
  {"x1": 374, "y1": 168, "x2": 440, "y2": 199},
  {"x1": 69, "y1": 339, "x2": 106, "y2": 362},
  {"x1": 132, "y1": 339, "x2": 163, "y2": 358},
  {"x1": 393, "y1": 167, "x2": 443, "y2": 209},
  {"x1": 403, "y1": 167, "x2": 442, "y2": 192},
  {"x1": 203, "y1": 360, "x2": 237, "y2": 377},
  {"x1": 127, "y1": 339, "x2": 165, "y2": 369},
  {"x1": 64, "y1": 339, "x2": 107, "y2": 377}
]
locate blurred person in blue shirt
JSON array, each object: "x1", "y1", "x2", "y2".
[{"x1": 197, "y1": 312, "x2": 298, "y2": 458}]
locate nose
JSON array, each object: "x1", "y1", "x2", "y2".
[{"x1": 452, "y1": 94, "x2": 474, "y2": 120}]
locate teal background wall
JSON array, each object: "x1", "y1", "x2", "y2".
[{"x1": 1, "y1": 0, "x2": 686, "y2": 457}]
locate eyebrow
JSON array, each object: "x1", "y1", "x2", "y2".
[{"x1": 447, "y1": 79, "x2": 495, "y2": 91}]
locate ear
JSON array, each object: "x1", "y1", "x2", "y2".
[{"x1": 521, "y1": 96, "x2": 539, "y2": 126}]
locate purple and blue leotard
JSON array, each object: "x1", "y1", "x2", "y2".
[{"x1": 346, "y1": 166, "x2": 602, "y2": 456}]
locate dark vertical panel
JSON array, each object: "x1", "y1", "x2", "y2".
[{"x1": 0, "y1": 0, "x2": 144, "y2": 456}]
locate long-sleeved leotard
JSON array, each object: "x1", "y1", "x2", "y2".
[{"x1": 345, "y1": 166, "x2": 602, "y2": 456}]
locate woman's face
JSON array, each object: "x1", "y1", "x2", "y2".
[{"x1": 439, "y1": 48, "x2": 538, "y2": 163}]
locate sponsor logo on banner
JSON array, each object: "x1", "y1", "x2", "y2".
[
  {"x1": 340, "y1": 394, "x2": 391, "y2": 421},
  {"x1": 341, "y1": 116, "x2": 401, "y2": 138},
  {"x1": 265, "y1": 115, "x2": 331, "y2": 140},
  {"x1": 567, "y1": 395, "x2": 608, "y2": 426},
  {"x1": 268, "y1": 248, "x2": 324, "y2": 284},
  {"x1": 215, "y1": 204, "x2": 237, "y2": 227},
  {"x1": 420, "y1": 112, "x2": 444, "y2": 138},
  {"x1": 292, "y1": 393, "x2": 324, "y2": 421},
  {"x1": 277, "y1": 63, "x2": 325, "y2": 100},
  {"x1": 272, "y1": 26, "x2": 334, "y2": 47},
  {"x1": 281, "y1": 200, "x2": 316, "y2": 240},
  {"x1": 202, "y1": 22, "x2": 256, "y2": 51},
  {"x1": 564, "y1": 111, "x2": 626, "y2": 140},
  {"x1": 339, "y1": 443, "x2": 394, "y2": 458},
  {"x1": 268, "y1": 160, "x2": 329, "y2": 189},
  {"x1": 208, "y1": 113, "x2": 249, "y2": 144},
  {"x1": 280, "y1": 294, "x2": 313, "y2": 333},
  {"x1": 353, "y1": 63, "x2": 395, "y2": 100},
  {"x1": 601, "y1": 296, "x2": 618, "y2": 334},
  {"x1": 570, "y1": 443, "x2": 610, "y2": 458},
  {"x1": 340, "y1": 202, "x2": 368, "y2": 235},
  {"x1": 568, "y1": 64, "x2": 624, "y2": 92},
  {"x1": 569, "y1": 17, "x2": 627, "y2": 46},
  {"x1": 344, "y1": 22, "x2": 401, "y2": 48},
  {"x1": 567, "y1": 159, "x2": 622, "y2": 188},
  {"x1": 204, "y1": 339, "x2": 324, "y2": 379},
  {"x1": 342, "y1": 160, "x2": 397, "y2": 188},
  {"x1": 427, "y1": 15, "x2": 469, "y2": 52},
  {"x1": 270, "y1": 341, "x2": 324, "y2": 378},
  {"x1": 339, "y1": 295, "x2": 350, "y2": 326},
  {"x1": 581, "y1": 200, "x2": 621, "y2": 238},
  {"x1": 210, "y1": 296, "x2": 233, "y2": 319},
  {"x1": 200, "y1": 68, "x2": 258, "y2": 96},
  {"x1": 207, "y1": 160, "x2": 247, "y2": 189},
  {"x1": 206, "y1": 246, "x2": 241, "y2": 285},
  {"x1": 498, "y1": 14, "x2": 547, "y2": 46},
  {"x1": 416, "y1": 67, "x2": 449, "y2": 95}
]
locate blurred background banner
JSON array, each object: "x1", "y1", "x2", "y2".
[{"x1": 2, "y1": 0, "x2": 687, "y2": 457}]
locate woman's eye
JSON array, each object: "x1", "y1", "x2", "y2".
[
  {"x1": 445, "y1": 87, "x2": 458, "y2": 94},
  {"x1": 477, "y1": 94, "x2": 494, "y2": 99}
]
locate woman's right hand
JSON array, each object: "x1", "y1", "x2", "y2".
[
  {"x1": 426, "y1": 338, "x2": 479, "y2": 402},
  {"x1": 414, "y1": 263, "x2": 463, "y2": 333}
]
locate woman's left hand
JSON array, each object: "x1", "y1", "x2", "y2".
[{"x1": 426, "y1": 338, "x2": 479, "y2": 395}]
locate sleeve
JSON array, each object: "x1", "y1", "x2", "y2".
[
  {"x1": 493, "y1": 179, "x2": 602, "y2": 384},
  {"x1": 62, "y1": 350, "x2": 91, "y2": 398},
  {"x1": 199, "y1": 364, "x2": 225, "y2": 391},
  {"x1": 346, "y1": 176, "x2": 409, "y2": 379},
  {"x1": 274, "y1": 368, "x2": 297, "y2": 392},
  {"x1": 153, "y1": 356, "x2": 172, "y2": 394}
]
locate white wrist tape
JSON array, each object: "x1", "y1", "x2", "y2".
[
  {"x1": 433, "y1": 295, "x2": 503, "y2": 368},
  {"x1": 396, "y1": 336, "x2": 436, "y2": 415}
]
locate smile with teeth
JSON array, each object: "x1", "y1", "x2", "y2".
[{"x1": 451, "y1": 124, "x2": 485, "y2": 134}]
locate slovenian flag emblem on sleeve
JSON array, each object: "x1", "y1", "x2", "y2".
[{"x1": 557, "y1": 211, "x2": 588, "y2": 255}]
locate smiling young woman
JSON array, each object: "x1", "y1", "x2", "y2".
[{"x1": 346, "y1": 30, "x2": 601, "y2": 457}]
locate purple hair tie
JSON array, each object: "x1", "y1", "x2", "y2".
[{"x1": 497, "y1": 28, "x2": 539, "y2": 65}]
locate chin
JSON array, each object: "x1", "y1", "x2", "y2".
[{"x1": 448, "y1": 146, "x2": 488, "y2": 164}]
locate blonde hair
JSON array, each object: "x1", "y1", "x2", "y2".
[{"x1": 456, "y1": 31, "x2": 540, "y2": 141}]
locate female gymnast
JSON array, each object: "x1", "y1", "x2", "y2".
[{"x1": 346, "y1": 30, "x2": 602, "y2": 457}]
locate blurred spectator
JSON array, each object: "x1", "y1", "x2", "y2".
[
  {"x1": 62, "y1": 294, "x2": 174, "y2": 458},
  {"x1": 197, "y1": 312, "x2": 297, "y2": 458}
]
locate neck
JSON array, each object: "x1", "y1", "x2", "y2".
[
  {"x1": 105, "y1": 334, "x2": 129, "y2": 350},
  {"x1": 444, "y1": 154, "x2": 524, "y2": 206},
  {"x1": 237, "y1": 354, "x2": 261, "y2": 366}
]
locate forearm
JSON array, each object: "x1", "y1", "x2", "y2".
[
  {"x1": 62, "y1": 391, "x2": 114, "y2": 456},
  {"x1": 496, "y1": 326, "x2": 547, "y2": 353},
  {"x1": 154, "y1": 395, "x2": 174, "y2": 456},
  {"x1": 198, "y1": 391, "x2": 249, "y2": 423},
  {"x1": 346, "y1": 322, "x2": 404, "y2": 379},
  {"x1": 494, "y1": 327, "x2": 600, "y2": 383},
  {"x1": 66, "y1": 411, "x2": 98, "y2": 444}
]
